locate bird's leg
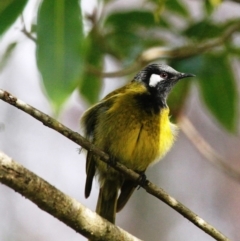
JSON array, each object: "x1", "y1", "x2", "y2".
[
  {"x1": 136, "y1": 171, "x2": 148, "y2": 189},
  {"x1": 107, "y1": 154, "x2": 117, "y2": 169}
]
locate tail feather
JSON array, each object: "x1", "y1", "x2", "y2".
[
  {"x1": 85, "y1": 152, "x2": 96, "y2": 198},
  {"x1": 117, "y1": 179, "x2": 137, "y2": 212},
  {"x1": 96, "y1": 180, "x2": 119, "y2": 224},
  {"x1": 88, "y1": 180, "x2": 119, "y2": 241}
]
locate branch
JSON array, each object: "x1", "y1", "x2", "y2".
[
  {"x1": 19, "y1": 15, "x2": 240, "y2": 79},
  {"x1": 0, "y1": 89, "x2": 230, "y2": 241},
  {"x1": 0, "y1": 151, "x2": 142, "y2": 241},
  {"x1": 92, "y1": 21, "x2": 240, "y2": 78},
  {"x1": 20, "y1": 16, "x2": 37, "y2": 42},
  {"x1": 179, "y1": 115, "x2": 240, "y2": 182}
]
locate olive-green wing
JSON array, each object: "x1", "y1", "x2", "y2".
[{"x1": 82, "y1": 97, "x2": 117, "y2": 198}]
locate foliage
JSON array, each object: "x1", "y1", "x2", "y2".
[
  {"x1": 36, "y1": 0, "x2": 84, "y2": 111},
  {"x1": 0, "y1": 0, "x2": 239, "y2": 131},
  {"x1": 0, "y1": 0, "x2": 28, "y2": 35}
]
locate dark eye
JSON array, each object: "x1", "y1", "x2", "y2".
[{"x1": 160, "y1": 72, "x2": 168, "y2": 79}]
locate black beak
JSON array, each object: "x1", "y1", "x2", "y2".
[{"x1": 179, "y1": 73, "x2": 195, "y2": 80}]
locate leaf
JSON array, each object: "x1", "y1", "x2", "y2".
[
  {"x1": 165, "y1": 0, "x2": 189, "y2": 17},
  {"x1": 105, "y1": 30, "x2": 141, "y2": 61},
  {"x1": 198, "y1": 54, "x2": 237, "y2": 132},
  {"x1": 171, "y1": 54, "x2": 237, "y2": 132},
  {"x1": 147, "y1": 0, "x2": 189, "y2": 18},
  {"x1": 168, "y1": 56, "x2": 203, "y2": 118},
  {"x1": 183, "y1": 20, "x2": 223, "y2": 41},
  {"x1": 168, "y1": 80, "x2": 191, "y2": 120},
  {"x1": 204, "y1": 0, "x2": 215, "y2": 15},
  {"x1": 105, "y1": 29, "x2": 166, "y2": 65},
  {"x1": 78, "y1": 31, "x2": 103, "y2": 104},
  {"x1": 104, "y1": 10, "x2": 172, "y2": 63},
  {"x1": 203, "y1": 0, "x2": 221, "y2": 15},
  {"x1": 79, "y1": 67, "x2": 102, "y2": 104},
  {"x1": 171, "y1": 55, "x2": 204, "y2": 76},
  {"x1": 104, "y1": 10, "x2": 170, "y2": 30},
  {"x1": 0, "y1": 0, "x2": 28, "y2": 36},
  {"x1": 226, "y1": 45, "x2": 240, "y2": 58},
  {"x1": 104, "y1": 10, "x2": 168, "y2": 63},
  {"x1": 0, "y1": 42, "x2": 17, "y2": 71},
  {"x1": 36, "y1": 0, "x2": 84, "y2": 112}
]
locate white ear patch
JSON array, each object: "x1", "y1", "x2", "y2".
[{"x1": 149, "y1": 74, "x2": 164, "y2": 87}]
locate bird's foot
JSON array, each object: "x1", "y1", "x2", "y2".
[
  {"x1": 107, "y1": 155, "x2": 117, "y2": 169},
  {"x1": 137, "y1": 173, "x2": 148, "y2": 189}
]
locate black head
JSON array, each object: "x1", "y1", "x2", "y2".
[
  {"x1": 133, "y1": 64, "x2": 195, "y2": 112},
  {"x1": 133, "y1": 63, "x2": 195, "y2": 109}
]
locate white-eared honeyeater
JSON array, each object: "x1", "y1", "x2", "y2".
[{"x1": 81, "y1": 63, "x2": 195, "y2": 224}]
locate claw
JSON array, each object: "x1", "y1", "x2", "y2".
[
  {"x1": 107, "y1": 155, "x2": 117, "y2": 169},
  {"x1": 137, "y1": 173, "x2": 147, "y2": 189}
]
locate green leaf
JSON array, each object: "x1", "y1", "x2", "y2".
[
  {"x1": 147, "y1": 0, "x2": 189, "y2": 18},
  {"x1": 105, "y1": 30, "x2": 141, "y2": 61},
  {"x1": 104, "y1": 10, "x2": 171, "y2": 63},
  {"x1": 226, "y1": 45, "x2": 240, "y2": 57},
  {"x1": 79, "y1": 68, "x2": 102, "y2": 104},
  {"x1": 203, "y1": 0, "x2": 221, "y2": 15},
  {"x1": 198, "y1": 54, "x2": 237, "y2": 132},
  {"x1": 183, "y1": 20, "x2": 223, "y2": 41},
  {"x1": 168, "y1": 56, "x2": 202, "y2": 118},
  {"x1": 0, "y1": 0, "x2": 28, "y2": 35},
  {"x1": 37, "y1": 0, "x2": 84, "y2": 112},
  {"x1": 165, "y1": 0, "x2": 189, "y2": 17},
  {"x1": 105, "y1": 10, "x2": 170, "y2": 30},
  {"x1": 79, "y1": 31, "x2": 103, "y2": 104},
  {"x1": 168, "y1": 80, "x2": 191, "y2": 120},
  {"x1": 204, "y1": 0, "x2": 214, "y2": 15},
  {"x1": 0, "y1": 42, "x2": 17, "y2": 71},
  {"x1": 105, "y1": 29, "x2": 166, "y2": 65},
  {"x1": 171, "y1": 55, "x2": 204, "y2": 76}
]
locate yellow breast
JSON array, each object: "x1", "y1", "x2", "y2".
[{"x1": 94, "y1": 84, "x2": 178, "y2": 172}]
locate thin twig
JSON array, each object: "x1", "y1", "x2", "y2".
[
  {"x1": 21, "y1": 16, "x2": 37, "y2": 42},
  {"x1": 19, "y1": 15, "x2": 240, "y2": 79},
  {"x1": 0, "y1": 151, "x2": 142, "y2": 241},
  {"x1": 179, "y1": 115, "x2": 240, "y2": 182},
  {"x1": 0, "y1": 89, "x2": 231, "y2": 241}
]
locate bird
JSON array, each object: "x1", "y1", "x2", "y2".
[{"x1": 80, "y1": 63, "x2": 195, "y2": 225}]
